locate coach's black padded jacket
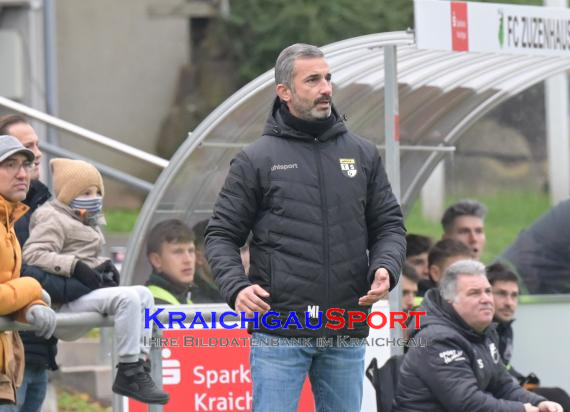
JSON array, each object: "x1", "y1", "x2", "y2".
[
  {"x1": 205, "y1": 98, "x2": 406, "y2": 338},
  {"x1": 393, "y1": 289, "x2": 545, "y2": 411}
]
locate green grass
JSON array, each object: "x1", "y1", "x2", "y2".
[
  {"x1": 405, "y1": 191, "x2": 551, "y2": 264},
  {"x1": 101, "y1": 192, "x2": 551, "y2": 262},
  {"x1": 105, "y1": 209, "x2": 139, "y2": 233},
  {"x1": 57, "y1": 388, "x2": 111, "y2": 412}
]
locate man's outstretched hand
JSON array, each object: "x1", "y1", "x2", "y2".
[{"x1": 359, "y1": 268, "x2": 390, "y2": 306}]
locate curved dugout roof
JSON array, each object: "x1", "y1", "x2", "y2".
[{"x1": 123, "y1": 31, "x2": 570, "y2": 285}]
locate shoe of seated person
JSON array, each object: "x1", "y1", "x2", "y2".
[
  {"x1": 112, "y1": 360, "x2": 169, "y2": 405},
  {"x1": 142, "y1": 357, "x2": 151, "y2": 374}
]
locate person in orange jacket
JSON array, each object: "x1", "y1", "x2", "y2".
[{"x1": 0, "y1": 135, "x2": 56, "y2": 404}]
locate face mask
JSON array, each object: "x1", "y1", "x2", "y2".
[{"x1": 69, "y1": 196, "x2": 103, "y2": 214}]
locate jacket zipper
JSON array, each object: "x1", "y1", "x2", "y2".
[{"x1": 313, "y1": 137, "x2": 330, "y2": 337}]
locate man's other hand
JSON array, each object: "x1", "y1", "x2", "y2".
[
  {"x1": 236, "y1": 285, "x2": 271, "y2": 317},
  {"x1": 538, "y1": 401, "x2": 564, "y2": 412},
  {"x1": 359, "y1": 268, "x2": 390, "y2": 306}
]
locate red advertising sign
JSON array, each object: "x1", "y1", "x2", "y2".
[
  {"x1": 125, "y1": 328, "x2": 315, "y2": 411},
  {"x1": 450, "y1": 2, "x2": 469, "y2": 51}
]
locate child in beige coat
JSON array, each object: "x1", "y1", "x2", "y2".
[{"x1": 23, "y1": 158, "x2": 168, "y2": 405}]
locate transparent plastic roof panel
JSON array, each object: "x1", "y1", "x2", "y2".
[{"x1": 123, "y1": 31, "x2": 570, "y2": 285}]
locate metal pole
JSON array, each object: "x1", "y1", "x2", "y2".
[
  {"x1": 0, "y1": 96, "x2": 169, "y2": 169},
  {"x1": 43, "y1": 0, "x2": 59, "y2": 145},
  {"x1": 111, "y1": 328, "x2": 122, "y2": 412},
  {"x1": 40, "y1": 142, "x2": 154, "y2": 193},
  {"x1": 384, "y1": 45, "x2": 403, "y2": 356},
  {"x1": 545, "y1": 0, "x2": 570, "y2": 205},
  {"x1": 149, "y1": 326, "x2": 164, "y2": 412}
]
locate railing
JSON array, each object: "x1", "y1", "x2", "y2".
[
  {"x1": 0, "y1": 304, "x2": 229, "y2": 412},
  {"x1": 0, "y1": 96, "x2": 169, "y2": 193},
  {"x1": 4, "y1": 296, "x2": 568, "y2": 410}
]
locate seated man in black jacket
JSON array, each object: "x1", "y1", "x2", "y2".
[
  {"x1": 393, "y1": 260, "x2": 562, "y2": 412},
  {"x1": 146, "y1": 219, "x2": 196, "y2": 305},
  {"x1": 0, "y1": 115, "x2": 97, "y2": 412},
  {"x1": 487, "y1": 262, "x2": 570, "y2": 410}
]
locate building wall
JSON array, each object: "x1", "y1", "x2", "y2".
[{"x1": 55, "y1": 0, "x2": 188, "y2": 206}]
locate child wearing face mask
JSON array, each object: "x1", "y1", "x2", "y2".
[{"x1": 22, "y1": 158, "x2": 169, "y2": 405}]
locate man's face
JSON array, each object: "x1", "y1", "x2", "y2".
[
  {"x1": 451, "y1": 274, "x2": 495, "y2": 333},
  {"x1": 7, "y1": 122, "x2": 42, "y2": 181},
  {"x1": 149, "y1": 241, "x2": 196, "y2": 285},
  {"x1": 492, "y1": 280, "x2": 519, "y2": 322},
  {"x1": 277, "y1": 57, "x2": 332, "y2": 121},
  {"x1": 407, "y1": 252, "x2": 429, "y2": 279},
  {"x1": 0, "y1": 153, "x2": 32, "y2": 202},
  {"x1": 444, "y1": 216, "x2": 486, "y2": 259},
  {"x1": 401, "y1": 276, "x2": 418, "y2": 313},
  {"x1": 429, "y1": 254, "x2": 471, "y2": 284}
]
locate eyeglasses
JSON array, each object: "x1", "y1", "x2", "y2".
[{"x1": 0, "y1": 159, "x2": 34, "y2": 175}]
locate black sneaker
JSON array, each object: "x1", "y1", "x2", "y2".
[
  {"x1": 112, "y1": 360, "x2": 169, "y2": 405},
  {"x1": 143, "y1": 358, "x2": 151, "y2": 373}
]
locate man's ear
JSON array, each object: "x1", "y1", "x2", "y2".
[
  {"x1": 148, "y1": 252, "x2": 162, "y2": 272},
  {"x1": 276, "y1": 84, "x2": 292, "y2": 103},
  {"x1": 429, "y1": 265, "x2": 441, "y2": 283}
]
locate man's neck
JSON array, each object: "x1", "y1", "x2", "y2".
[{"x1": 280, "y1": 104, "x2": 336, "y2": 138}]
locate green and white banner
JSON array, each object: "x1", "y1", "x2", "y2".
[{"x1": 414, "y1": 0, "x2": 570, "y2": 56}]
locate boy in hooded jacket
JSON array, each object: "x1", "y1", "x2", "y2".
[{"x1": 23, "y1": 158, "x2": 169, "y2": 405}]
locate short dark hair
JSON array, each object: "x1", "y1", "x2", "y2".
[
  {"x1": 192, "y1": 219, "x2": 209, "y2": 249},
  {"x1": 441, "y1": 199, "x2": 487, "y2": 232},
  {"x1": 406, "y1": 234, "x2": 433, "y2": 257},
  {"x1": 428, "y1": 239, "x2": 473, "y2": 268},
  {"x1": 146, "y1": 219, "x2": 195, "y2": 255},
  {"x1": 402, "y1": 262, "x2": 421, "y2": 283},
  {"x1": 0, "y1": 114, "x2": 28, "y2": 135},
  {"x1": 486, "y1": 262, "x2": 519, "y2": 286}
]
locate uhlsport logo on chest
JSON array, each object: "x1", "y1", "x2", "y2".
[{"x1": 339, "y1": 158, "x2": 357, "y2": 178}]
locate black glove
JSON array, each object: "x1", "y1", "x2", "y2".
[
  {"x1": 95, "y1": 260, "x2": 121, "y2": 285},
  {"x1": 100, "y1": 274, "x2": 118, "y2": 288},
  {"x1": 72, "y1": 261, "x2": 103, "y2": 290}
]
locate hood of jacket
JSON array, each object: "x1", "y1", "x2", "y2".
[
  {"x1": 0, "y1": 195, "x2": 28, "y2": 236},
  {"x1": 24, "y1": 179, "x2": 51, "y2": 211},
  {"x1": 262, "y1": 97, "x2": 348, "y2": 142},
  {"x1": 411, "y1": 288, "x2": 489, "y2": 343},
  {"x1": 146, "y1": 272, "x2": 192, "y2": 302}
]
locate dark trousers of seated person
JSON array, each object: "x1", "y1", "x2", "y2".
[{"x1": 531, "y1": 387, "x2": 570, "y2": 411}]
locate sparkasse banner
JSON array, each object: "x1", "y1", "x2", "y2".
[
  {"x1": 125, "y1": 328, "x2": 315, "y2": 412},
  {"x1": 415, "y1": 0, "x2": 570, "y2": 56}
]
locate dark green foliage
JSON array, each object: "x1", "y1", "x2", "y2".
[
  {"x1": 216, "y1": 0, "x2": 544, "y2": 84},
  {"x1": 216, "y1": 0, "x2": 415, "y2": 83}
]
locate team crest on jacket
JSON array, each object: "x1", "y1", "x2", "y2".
[{"x1": 339, "y1": 158, "x2": 357, "y2": 178}]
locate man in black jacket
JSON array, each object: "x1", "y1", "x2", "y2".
[
  {"x1": 205, "y1": 43, "x2": 406, "y2": 411},
  {"x1": 0, "y1": 115, "x2": 95, "y2": 412},
  {"x1": 393, "y1": 260, "x2": 562, "y2": 412},
  {"x1": 487, "y1": 262, "x2": 570, "y2": 410}
]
